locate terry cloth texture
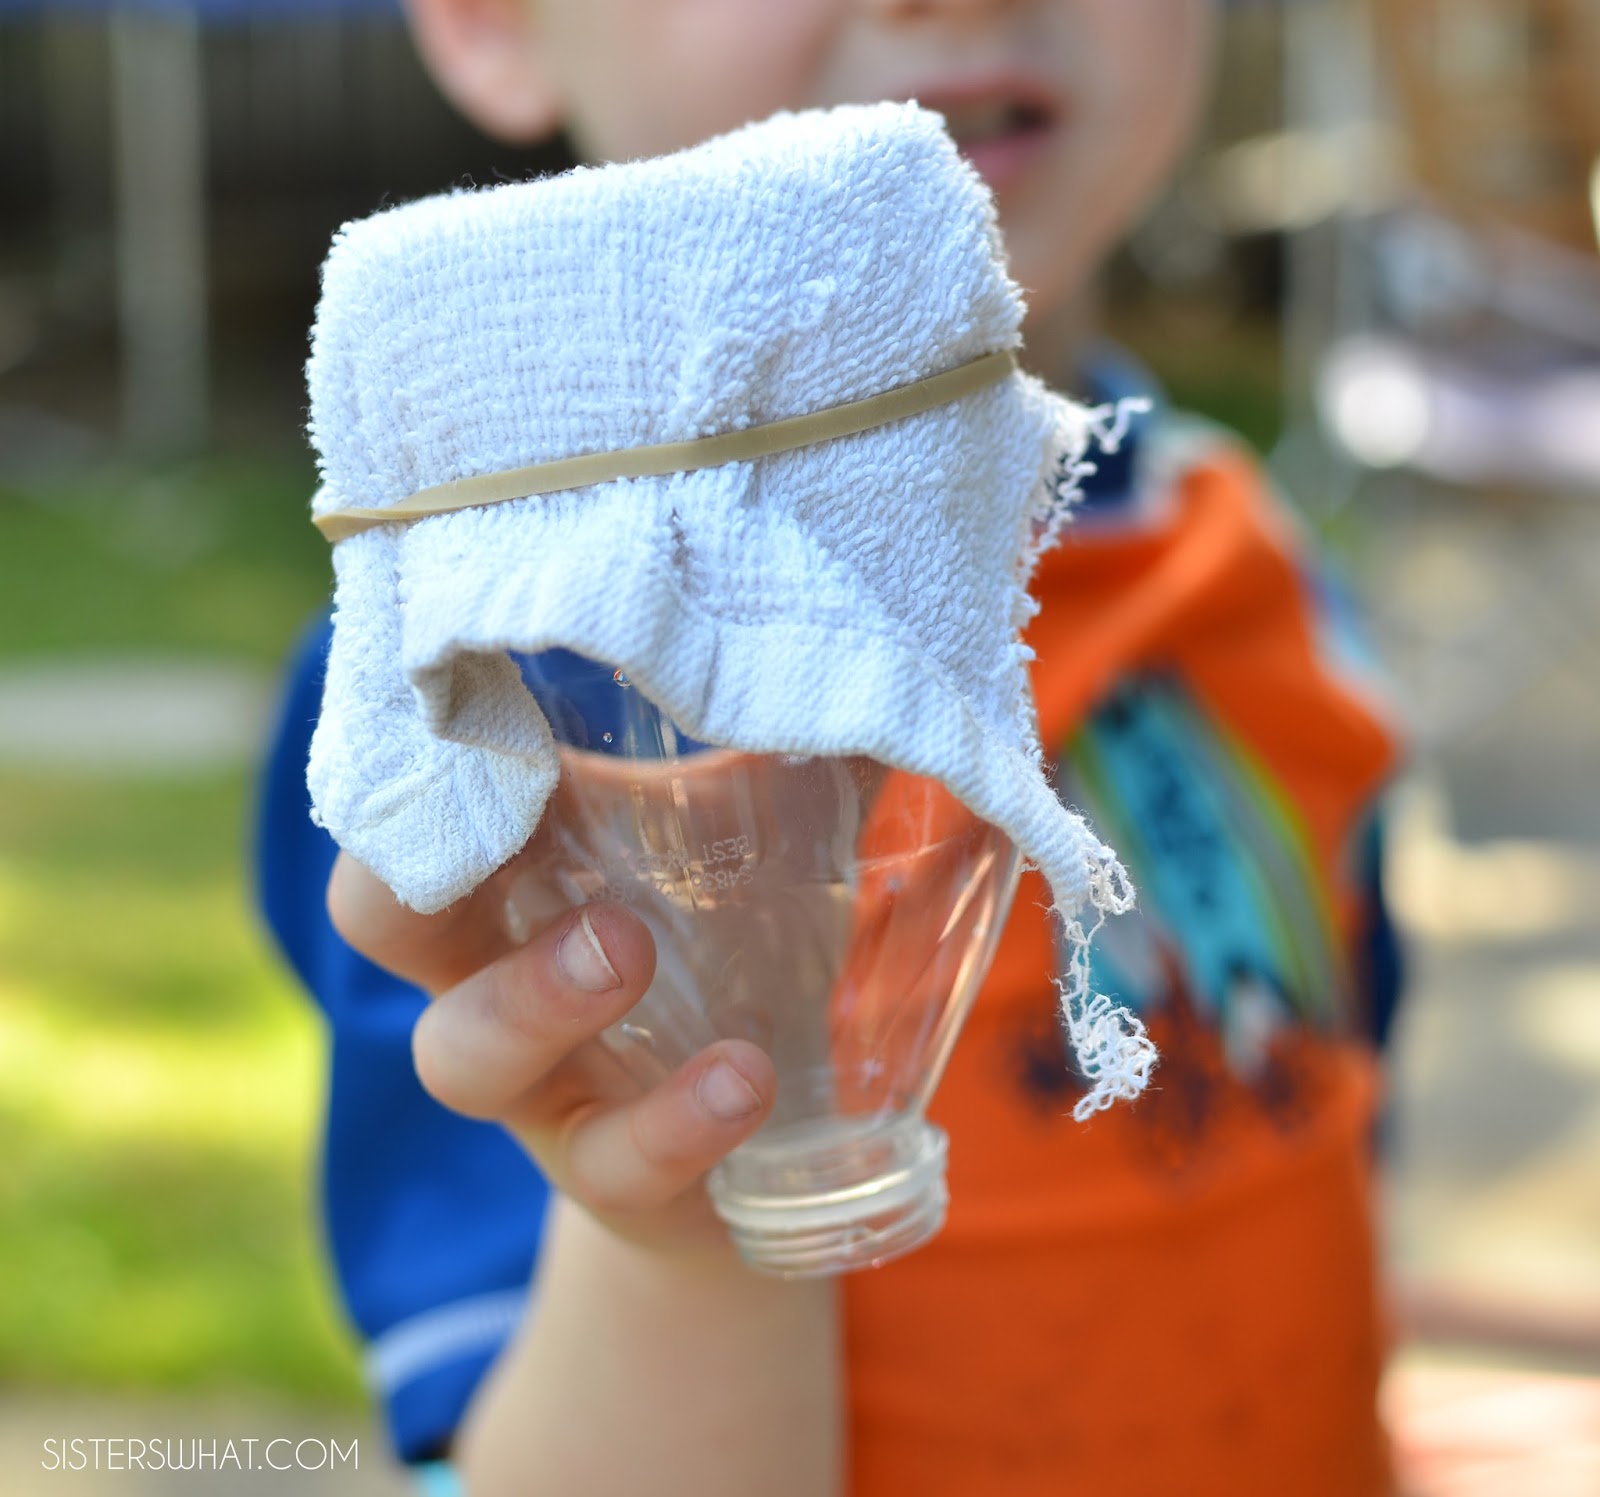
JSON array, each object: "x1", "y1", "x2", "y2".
[{"x1": 304, "y1": 100, "x2": 1155, "y2": 1115}]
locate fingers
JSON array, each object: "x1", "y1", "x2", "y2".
[
  {"x1": 327, "y1": 851, "x2": 513, "y2": 996},
  {"x1": 413, "y1": 899, "x2": 776, "y2": 1221},
  {"x1": 555, "y1": 1039, "x2": 775, "y2": 1215},
  {"x1": 327, "y1": 830, "x2": 577, "y2": 996},
  {"x1": 412, "y1": 903, "x2": 656, "y2": 1118}
]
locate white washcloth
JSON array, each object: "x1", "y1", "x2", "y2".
[{"x1": 305, "y1": 101, "x2": 1155, "y2": 1116}]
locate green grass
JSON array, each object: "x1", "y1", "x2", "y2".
[
  {"x1": 0, "y1": 454, "x2": 330, "y2": 663},
  {"x1": 0, "y1": 455, "x2": 361, "y2": 1401},
  {"x1": 0, "y1": 769, "x2": 364, "y2": 1402}
]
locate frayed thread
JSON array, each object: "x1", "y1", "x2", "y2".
[
  {"x1": 1057, "y1": 846, "x2": 1157, "y2": 1121},
  {"x1": 1083, "y1": 396, "x2": 1152, "y2": 458},
  {"x1": 1016, "y1": 390, "x2": 1161, "y2": 1120},
  {"x1": 1023, "y1": 394, "x2": 1154, "y2": 581}
]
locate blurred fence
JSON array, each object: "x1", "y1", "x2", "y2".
[{"x1": 0, "y1": 1, "x2": 563, "y2": 458}]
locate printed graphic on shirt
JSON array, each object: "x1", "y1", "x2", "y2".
[
  {"x1": 1010, "y1": 675, "x2": 1356, "y2": 1144},
  {"x1": 1066, "y1": 675, "x2": 1346, "y2": 1032}
]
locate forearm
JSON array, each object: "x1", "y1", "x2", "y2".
[{"x1": 456, "y1": 1195, "x2": 843, "y2": 1497}]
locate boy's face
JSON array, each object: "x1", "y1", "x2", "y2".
[{"x1": 411, "y1": 0, "x2": 1215, "y2": 343}]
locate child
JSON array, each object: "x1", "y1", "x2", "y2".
[{"x1": 257, "y1": 2, "x2": 1402, "y2": 1493}]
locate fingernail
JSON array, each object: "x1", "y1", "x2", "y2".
[
  {"x1": 697, "y1": 1062, "x2": 760, "y2": 1121},
  {"x1": 556, "y1": 910, "x2": 621, "y2": 992}
]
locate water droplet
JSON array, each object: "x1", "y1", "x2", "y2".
[
  {"x1": 601, "y1": 731, "x2": 614, "y2": 744},
  {"x1": 612, "y1": 669, "x2": 630, "y2": 687}
]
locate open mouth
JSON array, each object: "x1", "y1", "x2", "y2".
[
  {"x1": 936, "y1": 98, "x2": 1054, "y2": 151},
  {"x1": 915, "y1": 87, "x2": 1060, "y2": 193}
]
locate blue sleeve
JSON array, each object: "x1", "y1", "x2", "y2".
[{"x1": 254, "y1": 615, "x2": 550, "y2": 1463}]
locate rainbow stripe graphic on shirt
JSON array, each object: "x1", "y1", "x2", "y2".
[{"x1": 1057, "y1": 675, "x2": 1349, "y2": 1077}]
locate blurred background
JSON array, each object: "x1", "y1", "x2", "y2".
[{"x1": 0, "y1": 0, "x2": 1597, "y2": 1491}]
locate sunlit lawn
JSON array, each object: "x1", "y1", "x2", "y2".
[
  {"x1": 0, "y1": 457, "x2": 362, "y2": 1402},
  {"x1": 0, "y1": 771, "x2": 362, "y2": 1402}
]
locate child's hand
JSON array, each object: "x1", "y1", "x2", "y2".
[{"x1": 327, "y1": 822, "x2": 778, "y2": 1260}]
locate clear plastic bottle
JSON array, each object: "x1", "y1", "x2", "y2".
[{"x1": 516, "y1": 650, "x2": 1021, "y2": 1276}]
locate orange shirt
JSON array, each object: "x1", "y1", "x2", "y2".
[{"x1": 844, "y1": 424, "x2": 1399, "y2": 1496}]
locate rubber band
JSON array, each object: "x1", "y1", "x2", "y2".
[{"x1": 313, "y1": 348, "x2": 1018, "y2": 542}]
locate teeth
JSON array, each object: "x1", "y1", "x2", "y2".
[{"x1": 939, "y1": 101, "x2": 1020, "y2": 145}]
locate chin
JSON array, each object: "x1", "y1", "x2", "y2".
[{"x1": 1003, "y1": 223, "x2": 1096, "y2": 304}]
